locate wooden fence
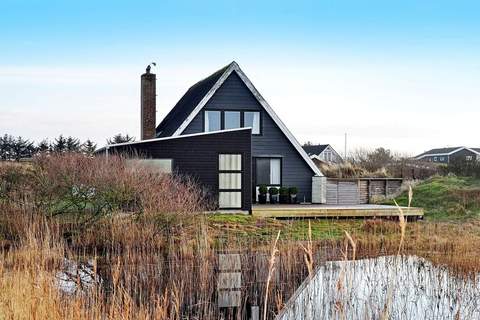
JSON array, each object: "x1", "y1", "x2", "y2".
[{"x1": 326, "y1": 178, "x2": 403, "y2": 205}]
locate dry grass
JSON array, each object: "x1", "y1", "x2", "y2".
[{"x1": 2, "y1": 155, "x2": 480, "y2": 319}]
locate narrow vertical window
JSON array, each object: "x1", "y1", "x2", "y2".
[
  {"x1": 218, "y1": 154, "x2": 242, "y2": 209},
  {"x1": 204, "y1": 111, "x2": 221, "y2": 132},
  {"x1": 244, "y1": 111, "x2": 260, "y2": 134}
]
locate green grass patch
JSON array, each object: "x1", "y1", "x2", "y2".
[
  {"x1": 207, "y1": 214, "x2": 362, "y2": 241},
  {"x1": 387, "y1": 176, "x2": 480, "y2": 221}
]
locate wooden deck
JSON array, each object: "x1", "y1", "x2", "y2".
[{"x1": 252, "y1": 204, "x2": 424, "y2": 218}]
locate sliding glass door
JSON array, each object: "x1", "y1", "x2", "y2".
[{"x1": 253, "y1": 157, "x2": 281, "y2": 202}]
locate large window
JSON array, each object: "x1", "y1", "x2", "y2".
[
  {"x1": 244, "y1": 111, "x2": 260, "y2": 134},
  {"x1": 204, "y1": 111, "x2": 221, "y2": 132},
  {"x1": 203, "y1": 110, "x2": 261, "y2": 135},
  {"x1": 224, "y1": 111, "x2": 241, "y2": 129},
  {"x1": 218, "y1": 154, "x2": 242, "y2": 209},
  {"x1": 256, "y1": 158, "x2": 281, "y2": 185}
]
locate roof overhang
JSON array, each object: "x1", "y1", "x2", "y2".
[
  {"x1": 415, "y1": 147, "x2": 466, "y2": 160},
  {"x1": 96, "y1": 127, "x2": 252, "y2": 153}
]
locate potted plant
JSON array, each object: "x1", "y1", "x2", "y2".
[
  {"x1": 268, "y1": 187, "x2": 279, "y2": 204},
  {"x1": 279, "y1": 187, "x2": 289, "y2": 204},
  {"x1": 289, "y1": 187, "x2": 298, "y2": 204},
  {"x1": 258, "y1": 185, "x2": 268, "y2": 204}
]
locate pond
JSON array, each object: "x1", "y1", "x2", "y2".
[{"x1": 276, "y1": 255, "x2": 480, "y2": 320}]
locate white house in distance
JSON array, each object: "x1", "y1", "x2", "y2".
[{"x1": 302, "y1": 144, "x2": 343, "y2": 165}]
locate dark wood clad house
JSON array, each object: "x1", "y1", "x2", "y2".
[
  {"x1": 100, "y1": 62, "x2": 325, "y2": 212},
  {"x1": 415, "y1": 147, "x2": 480, "y2": 164}
]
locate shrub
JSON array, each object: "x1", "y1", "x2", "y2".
[
  {"x1": 5, "y1": 153, "x2": 206, "y2": 233},
  {"x1": 258, "y1": 184, "x2": 268, "y2": 195},
  {"x1": 288, "y1": 187, "x2": 298, "y2": 195},
  {"x1": 279, "y1": 187, "x2": 289, "y2": 196},
  {"x1": 268, "y1": 187, "x2": 279, "y2": 195}
]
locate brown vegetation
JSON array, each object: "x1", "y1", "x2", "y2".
[{"x1": 1, "y1": 154, "x2": 480, "y2": 319}]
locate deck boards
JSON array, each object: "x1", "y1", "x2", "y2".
[{"x1": 252, "y1": 204, "x2": 423, "y2": 218}]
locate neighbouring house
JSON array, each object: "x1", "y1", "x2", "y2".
[
  {"x1": 415, "y1": 147, "x2": 480, "y2": 164},
  {"x1": 98, "y1": 62, "x2": 326, "y2": 212},
  {"x1": 302, "y1": 144, "x2": 343, "y2": 165}
]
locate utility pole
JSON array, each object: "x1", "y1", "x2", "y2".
[{"x1": 344, "y1": 132, "x2": 347, "y2": 159}]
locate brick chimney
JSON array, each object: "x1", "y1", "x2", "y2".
[{"x1": 140, "y1": 65, "x2": 156, "y2": 140}]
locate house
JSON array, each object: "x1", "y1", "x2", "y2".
[
  {"x1": 415, "y1": 147, "x2": 480, "y2": 163},
  {"x1": 100, "y1": 62, "x2": 326, "y2": 212},
  {"x1": 302, "y1": 144, "x2": 343, "y2": 165}
]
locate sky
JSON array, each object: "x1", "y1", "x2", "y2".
[{"x1": 0, "y1": 0, "x2": 479, "y2": 155}]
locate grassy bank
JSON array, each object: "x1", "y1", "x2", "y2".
[{"x1": 388, "y1": 175, "x2": 480, "y2": 220}]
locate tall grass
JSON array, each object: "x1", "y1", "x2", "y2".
[{"x1": 2, "y1": 154, "x2": 480, "y2": 319}]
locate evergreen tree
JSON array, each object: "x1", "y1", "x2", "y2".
[
  {"x1": 36, "y1": 139, "x2": 51, "y2": 154},
  {"x1": 107, "y1": 133, "x2": 135, "y2": 144},
  {"x1": 82, "y1": 139, "x2": 97, "y2": 155},
  {"x1": 0, "y1": 134, "x2": 14, "y2": 160},
  {"x1": 66, "y1": 136, "x2": 81, "y2": 152},
  {"x1": 53, "y1": 135, "x2": 67, "y2": 153},
  {"x1": 10, "y1": 136, "x2": 34, "y2": 161}
]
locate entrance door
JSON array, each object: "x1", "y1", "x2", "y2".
[{"x1": 218, "y1": 154, "x2": 242, "y2": 209}]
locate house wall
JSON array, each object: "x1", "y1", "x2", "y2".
[
  {"x1": 182, "y1": 72, "x2": 316, "y2": 202},
  {"x1": 106, "y1": 129, "x2": 252, "y2": 211},
  {"x1": 450, "y1": 149, "x2": 479, "y2": 162},
  {"x1": 422, "y1": 149, "x2": 479, "y2": 164}
]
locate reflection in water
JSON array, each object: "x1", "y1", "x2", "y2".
[
  {"x1": 56, "y1": 258, "x2": 101, "y2": 295},
  {"x1": 276, "y1": 256, "x2": 480, "y2": 320}
]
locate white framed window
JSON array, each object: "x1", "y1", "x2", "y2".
[
  {"x1": 204, "y1": 111, "x2": 221, "y2": 132},
  {"x1": 218, "y1": 154, "x2": 242, "y2": 209},
  {"x1": 244, "y1": 111, "x2": 260, "y2": 134},
  {"x1": 433, "y1": 157, "x2": 438, "y2": 162},
  {"x1": 224, "y1": 111, "x2": 241, "y2": 129},
  {"x1": 466, "y1": 156, "x2": 473, "y2": 161},
  {"x1": 126, "y1": 159, "x2": 173, "y2": 173},
  {"x1": 256, "y1": 158, "x2": 281, "y2": 185}
]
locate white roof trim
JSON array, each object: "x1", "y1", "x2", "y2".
[
  {"x1": 97, "y1": 127, "x2": 252, "y2": 152},
  {"x1": 415, "y1": 147, "x2": 466, "y2": 160},
  {"x1": 465, "y1": 147, "x2": 480, "y2": 155},
  {"x1": 172, "y1": 62, "x2": 323, "y2": 177}
]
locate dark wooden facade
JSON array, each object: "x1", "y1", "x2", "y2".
[
  {"x1": 182, "y1": 72, "x2": 316, "y2": 202},
  {"x1": 106, "y1": 129, "x2": 252, "y2": 211}
]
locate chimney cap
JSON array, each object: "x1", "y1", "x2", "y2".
[{"x1": 146, "y1": 62, "x2": 157, "y2": 74}]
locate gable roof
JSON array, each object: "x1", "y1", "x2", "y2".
[
  {"x1": 303, "y1": 144, "x2": 330, "y2": 156},
  {"x1": 155, "y1": 64, "x2": 229, "y2": 137},
  {"x1": 415, "y1": 146, "x2": 480, "y2": 159},
  {"x1": 156, "y1": 61, "x2": 323, "y2": 176}
]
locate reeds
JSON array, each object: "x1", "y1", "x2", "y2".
[{"x1": 2, "y1": 155, "x2": 480, "y2": 319}]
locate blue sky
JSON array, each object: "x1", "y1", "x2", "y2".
[{"x1": 1, "y1": 0, "x2": 479, "y2": 154}]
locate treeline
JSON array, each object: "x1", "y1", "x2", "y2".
[
  {"x1": 0, "y1": 134, "x2": 98, "y2": 161},
  {"x1": 0, "y1": 133, "x2": 136, "y2": 161}
]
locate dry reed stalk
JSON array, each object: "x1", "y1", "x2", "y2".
[
  {"x1": 263, "y1": 230, "x2": 281, "y2": 320},
  {"x1": 300, "y1": 221, "x2": 314, "y2": 278},
  {"x1": 381, "y1": 186, "x2": 413, "y2": 319}
]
